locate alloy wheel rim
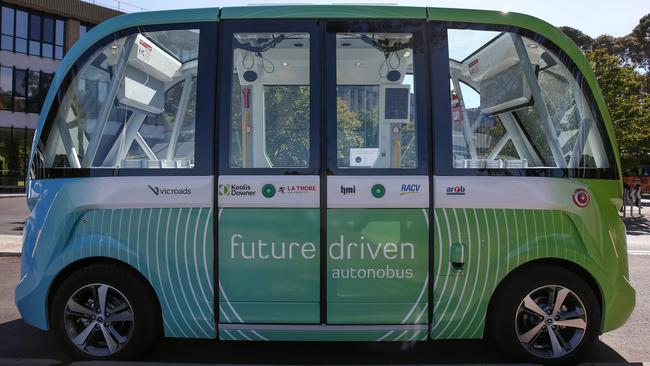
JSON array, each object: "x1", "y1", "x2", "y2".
[
  {"x1": 515, "y1": 285, "x2": 587, "y2": 359},
  {"x1": 63, "y1": 283, "x2": 135, "y2": 356}
]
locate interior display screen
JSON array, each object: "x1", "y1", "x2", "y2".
[{"x1": 384, "y1": 87, "x2": 410, "y2": 120}]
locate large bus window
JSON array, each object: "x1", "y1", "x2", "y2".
[
  {"x1": 447, "y1": 29, "x2": 611, "y2": 170},
  {"x1": 335, "y1": 33, "x2": 417, "y2": 169},
  {"x1": 229, "y1": 32, "x2": 310, "y2": 169},
  {"x1": 40, "y1": 28, "x2": 200, "y2": 169}
]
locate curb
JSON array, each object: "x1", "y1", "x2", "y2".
[
  {"x1": 0, "y1": 234, "x2": 23, "y2": 257},
  {"x1": 0, "y1": 194, "x2": 26, "y2": 198}
]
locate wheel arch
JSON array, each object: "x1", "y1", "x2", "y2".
[
  {"x1": 46, "y1": 256, "x2": 163, "y2": 333},
  {"x1": 484, "y1": 257, "x2": 604, "y2": 337}
]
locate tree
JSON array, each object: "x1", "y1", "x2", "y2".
[
  {"x1": 558, "y1": 26, "x2": 594, "y2": 52},
  {"x1": 561, "y1": 14, "x2": 650, "y2": 170},
  {"x1": 586, "y1": 49, "x2": 650, "y2": 171}
]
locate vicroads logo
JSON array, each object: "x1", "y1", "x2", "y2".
[
  {"x1": 446, "y1": 186, "x2": 466, "y2": 196},
  {"x1": 400, "y1": 184, "x2": 421, "y2": 196},
  {"x1": 147, "y1": 185, "x2": 191, "y2": 196}
]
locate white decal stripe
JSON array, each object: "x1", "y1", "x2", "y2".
[
  {"x1": 174, "y1": 208, "x2": 207, "y2": 338},
  {"x1": 408, "y1": 330, "x2": 421, "y2": 341},
  {"x1": 219, "y1": 305, "x2": 231, "y2": 322},
  {"x1": 251, "y1": 330, "x2": 269, "y2": 341},
  {"x1": 447, "y1": 208, "x2": 473, "y2": 338},
  {"x1": 435, "y1": 209, "x2": 455, "y2": 323},
  {"x1": 393, "y1": 330, "x2": 408, "y2": 341},
  {"x1": 414, "y1": 304, "x2": 428, "y2": 324},
  {"x1": 432, "y1": 211, "x2": 445, "y2": 316},
  {"x1": 203, "y1": 207, "x2": 214, "y2": 295},
  {"x1": 127, "y1": 208, "x2": 133, "y2": 265},
  {"x1": 156, "y1": 209, "x2": 186, "y2": 337},
  {"x1": 222, "y1": 330, "x2": 236, "y2": 340},
  {"x1": 401, "y1": 275, "x2": 429, "y2": 324},
  {"x1": 375, "y1": 331, "x2": 395, "y2": 341},
  {"x1": 184, "y1": 208, "x2": 204, "y2": 332},
  {"x1": 219, "y1": 281, "x2": 245, "y2": 323},
  {"x1": 193, "y1": 208, "x2": 211, "y2": 333},
  {"x1": 165, "y1": 209, "x2": 197, "y2": 338},
  {"x1": 458, "y1": 208, "x2": 481, "y2": 338},
  {"x1": 437, "y1": 209, "x2": 463, "y2": 337},
  {"x1": 237, "y1": 330, "x2": 252, "y2": 340}
]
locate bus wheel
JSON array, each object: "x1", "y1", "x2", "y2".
[
  {"x1": 50, "y1": 263, "x2": 160, "y2": 360},
  {"x1": 487, "y1": 264, "x2": 600, "y2": 365}
]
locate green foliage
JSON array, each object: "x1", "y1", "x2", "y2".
[
  {"x1": 264, "y1": 86, "x2": 310, "y2": 167},
  {"x1": 336, "y1": 97, "x2": 364, "y2": 167},
  {"x1": 586, "y1": 48, "x2": 650, "y2": 171},
  {"x1": 561, "y1": 14, "x2": 650, "y2": 170}
]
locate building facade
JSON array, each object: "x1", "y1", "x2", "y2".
[{"x1": 0, "y1": 0, "x2": 122, "y2": 192}]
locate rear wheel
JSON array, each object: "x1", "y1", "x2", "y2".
[
  {"x1": 487, "y1": 264, "x2": 600, "y2": 365},
  {"x1": 50, "y1": 263, "x2": 160, "y2": 360}
]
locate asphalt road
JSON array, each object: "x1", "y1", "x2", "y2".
[
  {"x1": 0, "y1": 254, "x2": 648, "y2": 365},
  {"x1": 0, "y1": 197, "x2": 27, "y2": 235}
]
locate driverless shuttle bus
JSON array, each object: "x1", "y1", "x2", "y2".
[{"x1": 16, "y1": 5, "x2": 634, "y2": 363}]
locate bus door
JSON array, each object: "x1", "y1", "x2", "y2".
[
  {"x1": 324, "y1": 21, "x2": 431, "y2": 334},
  {"x1": 217, "y1": 21, "x2": 322, "y2": 325}
]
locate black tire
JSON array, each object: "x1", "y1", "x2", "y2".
[
  {"x1": 50, "y1": 262, "x2": 161, "y2": 361},
  {"x1": 487, "y1": 263, "x2": 600, "y2": 365}
]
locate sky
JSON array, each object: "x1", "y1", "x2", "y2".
[{"x1": 116, "y1": 0, "x2": 650, "y2": 37}]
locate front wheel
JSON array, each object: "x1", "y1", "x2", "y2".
[
  {"x1": 487, "y1": 264, "x2": 600, "y2": 365},
  {"x1": 50, "y1": 263, "x2": 160, "y2": 360}
]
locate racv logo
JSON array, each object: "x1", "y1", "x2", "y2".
[
  {"x1": 148, "y1": 185, "x2": 191, "y2": 196},
  {"x1": 400, "y1": 184, "x2": 421, "y2": 196}
]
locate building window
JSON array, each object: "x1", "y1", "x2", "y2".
[
  {"x1": 26, "y1": 70, "x2": 40, "y2": 113},
  {"x1": 13, "y1": 68, "x2": 26, "y2": 112},
  {"x1": 0, "y1": 67, "x2": 12, "y2": 110},
  {"x1": 15, "y1": 10, "x2": 28, "y2": 54},
  {"x1": 79, "y1": 23, "x2": 92, "y2": 37},
  {"x1": 1, "y1": 7, "x2": 14, "y2": 51},
  {"x1": 55, "y1": 19, "x2": 64, "y2": 59},
  {"x1": 0, "y1": 5, "x2": 65, "y2": 59},
  {"x1": 28, "y1": 13, "x2": 40, "y2": 56},
  {"x1": 0, "y1": 66, "x2": 53, "y2": 113},
  {"x1": 0, "y1": 126, "x2": 34, "y2": 190}
]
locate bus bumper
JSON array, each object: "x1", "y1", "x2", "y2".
[
  {"x1": 602, "y1": 273, "x2": 635, "y2": 333},
  {"x1": 15, "y1": 268, "x2": 51, "y2": 331}
]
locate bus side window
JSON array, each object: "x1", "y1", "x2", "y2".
[
  {"x1": 446, "y1": 28, "x2": 611, "y2": 170},
  {"x1": 335, "y1": 32, "x2": 418, "y2": 170},
  {"x1": 229, "y1": 32, "x2": 311, "y2": 169},
  {"x1": 40, "y1": 28, "x2": 200, "y2": 169}
]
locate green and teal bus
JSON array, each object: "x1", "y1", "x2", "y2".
[{"x1": 16, "y1": 5, "x2": 635, "y2": 364}]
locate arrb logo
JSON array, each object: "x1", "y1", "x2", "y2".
[{"x1": 446, "y1": 185, "x2": 466, "y2": 195}]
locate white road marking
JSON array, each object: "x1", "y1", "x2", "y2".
[{"x1": 628, "y1": 250, "x2": 650, "y2": 255}]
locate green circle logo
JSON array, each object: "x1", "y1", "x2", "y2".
[
  {"x1": 371, "y1": 184, "x2": 385, "y2": 198},
  {"x1": 262, "y1": 184, "x2": 276, "y2": 198}
]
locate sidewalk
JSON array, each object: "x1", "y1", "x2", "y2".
[{"x1": 0, "y1": 235, "x2": 22, "y2": 257}]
